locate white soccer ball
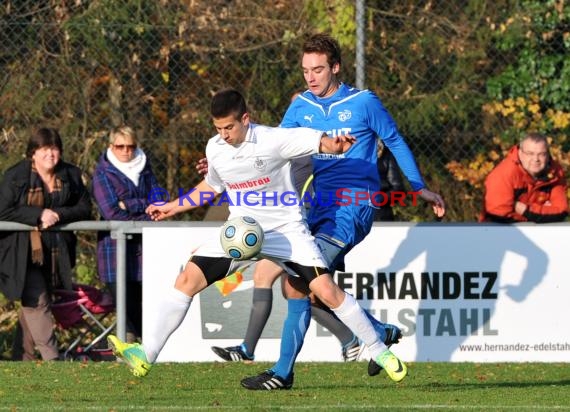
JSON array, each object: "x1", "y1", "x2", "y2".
[{"x1": 220, "y1": 216, "x2": 264, "y2": 260}]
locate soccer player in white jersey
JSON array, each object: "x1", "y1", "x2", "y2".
[
  {"x1": 214, "y1": 34, "x2": 445, "y2": 388},
  {"x1": 107, "y1": 88, "x2": 408, "y2": 387}
]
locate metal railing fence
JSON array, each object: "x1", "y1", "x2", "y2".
[{"x1": 0, "y1": 220, "x2": 214, "y2": 341}]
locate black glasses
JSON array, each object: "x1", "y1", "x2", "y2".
[{"x1": 113, "y1": 144, "x2": 137, "y2": 151}]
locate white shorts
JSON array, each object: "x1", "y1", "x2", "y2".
[{"x1": 194, "y1": 220, "x2": 328, "y2": 271}]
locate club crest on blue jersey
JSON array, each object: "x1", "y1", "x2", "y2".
[
  {"x1": 253, "y1": 157, "x2": 267, "y2": 171},
  {"x1": 338, "y1": 109, "x2": 352, "y2": 122}
]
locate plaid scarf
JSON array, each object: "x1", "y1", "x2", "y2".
[{"x1": 28, "y1": 163, "x2": 63, "y2": 281}]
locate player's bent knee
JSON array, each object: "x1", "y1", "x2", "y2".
[
  {"x1": 252, "y1": 259, "x2": 283, "y2": 287},
  {"x1": 174, "y1": 261, "x2": 208, "y2": 297}
]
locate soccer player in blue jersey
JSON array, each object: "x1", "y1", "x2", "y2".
[{"x1": 237, "y1": 33, "x2": 445, "y2": 390}]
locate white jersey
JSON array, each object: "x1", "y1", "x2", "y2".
[{"x1": 205, "y1": 123, "x2": 322, "y2": 231}]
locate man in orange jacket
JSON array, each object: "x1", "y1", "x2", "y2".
[{"x1": 481, "y1": 132, "x2": 568, "y2": 223}]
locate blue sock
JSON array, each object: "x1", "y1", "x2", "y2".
[
  {"x1": 271, "y1": 298, "x2": 311, "y2": 380},
  {"x1": 365, "y1": 310, "x2": 387, "y2": 342},
  {"x1": 239, "y1": 343, "x2": 253, "y2": 359}
]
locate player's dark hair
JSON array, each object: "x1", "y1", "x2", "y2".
[
  {"x1": 303, "y1": 33, "x2": 342, "y2": 68},
  {"x1": 211, "y1": 88, "x2": 247, "y2": 120},
  {"x1": 26, "y1": 127, "x2": 63, "y2": 158}
]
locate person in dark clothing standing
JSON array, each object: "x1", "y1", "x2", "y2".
[
  {"x1": 0, "y1": 128, "x2": 91, "y2": 360},
  {"x1": 374, "y1": 141, "x2": 405, "y2": 222}
]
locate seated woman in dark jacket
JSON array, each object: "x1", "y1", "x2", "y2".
[{"x1": 0, "y1": 128, "x2": 91, "y2": 360}]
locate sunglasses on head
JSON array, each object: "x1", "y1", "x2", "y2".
[{"x1": 113, "y1": 144, "x2": 137, "y2": 150}]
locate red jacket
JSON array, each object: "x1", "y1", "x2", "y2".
[{"x1": 481, "y1": 145, "x2": 568, "y2": 223}]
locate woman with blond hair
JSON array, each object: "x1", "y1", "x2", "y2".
[{"x1": 92, "y1": 126, "x2": 163, "y2": 342}]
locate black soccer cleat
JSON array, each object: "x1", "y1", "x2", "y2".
[
  {"x1": 211, "y1": 345, "x2": 254, "y2": 362},
  {"x1": 341, "y1": 336, "x2": 362, "y2": 362},
  {"x1": 368, "y1": 358, "x2": 382, "y2": 377},
  {"x1": 369, "y1": 323, "x2": 403, "y2": 377},
  {"x1": 241, "y1": 370, "x2": 294, "y2": 391}
]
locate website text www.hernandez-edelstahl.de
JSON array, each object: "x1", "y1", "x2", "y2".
[{"x1": 459, "y1": 342, "x2": 570, "y2": 352}]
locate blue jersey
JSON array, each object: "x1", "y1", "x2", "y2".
[
  {"x1": 281, "y1": 83, "x2": 425, "y2": 195},
  {"x1": 281, "y1": 83, "x2": 426, "y2": 270}
]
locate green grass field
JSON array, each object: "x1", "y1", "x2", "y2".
[{"x1": 1, "y1": 361, "x2": 569, "y2": 411}]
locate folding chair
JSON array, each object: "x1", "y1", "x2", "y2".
[{"x1": 51, "y1": 284, "x2": 116, "y2": 361}]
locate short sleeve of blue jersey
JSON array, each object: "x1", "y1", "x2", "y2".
[{"x1": 281, "y1": 99, "x2": 303, "y2": 128}]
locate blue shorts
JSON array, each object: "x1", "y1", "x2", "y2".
[{"x1": 307, "y1": 203, "x2": 374, "y2": 272}]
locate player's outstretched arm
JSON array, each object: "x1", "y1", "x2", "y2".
[
  {"x1": 146, "y1": 180, "x2": 218, "y2": 221},
  {"x1": 418, "y1": 188, "x2": 446, "y2": 218},
  {"x1": 319, "y1": 133, "x2": 356, "y2": 154}
]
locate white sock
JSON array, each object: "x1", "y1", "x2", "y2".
[
  {"x1": 332, "y1": 292, "x2": 387, "y2": 359},
  {"x1": 143, "y1": 287, "x2": 192, "y2": 363}
]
